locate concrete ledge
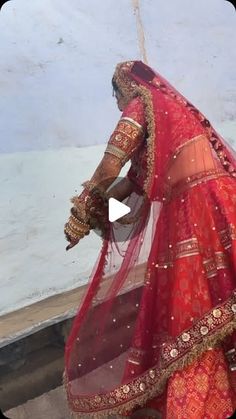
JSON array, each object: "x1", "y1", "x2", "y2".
[
  {"x1": 0, "y1": 283, "x2": 87, "y2": 349},
  {"x1": 0, "y1": 263, "x2": 146, "y2": 411},
  {"x1": 0, "y1": 262, "x2": 146, "y2": 348}
]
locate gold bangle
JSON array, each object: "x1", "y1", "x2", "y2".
[
  {"x1": 70, "y1": 212, "x2": 89, "y2": 227},
  {"x1": 64, "y1": 223, "x2": 88, "y2": 241},
  {"x1": 64, "y1": 225, "x2": 81, "y2": 241},
  {"x1": 68, "y1": 216, "x2": 90, "y2": 234},
  {"x1": 68, "y1": 224, "x2": 86, "y2": 238}
]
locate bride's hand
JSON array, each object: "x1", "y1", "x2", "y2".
[
  {"x1": 66, "y1": 239, "x2": 80, "y2": 251},
  {"x1": 64, "y1": 224, "x2": 80, "y2": 251},
  {"x1": 64, "y1": 206, "x2": 90, "y2": 251}
]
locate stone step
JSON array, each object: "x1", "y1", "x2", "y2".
[{"x1": 4, "y1": 385, "x2": 70, "y2": 419}]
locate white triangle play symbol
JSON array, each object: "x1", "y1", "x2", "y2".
[{"x1": 108, "y1": 197, "x2": 131, "y2": 222}]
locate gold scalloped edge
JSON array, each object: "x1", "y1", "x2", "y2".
[{"x1": 63, "y1": 319, "x2": 236, "y2": 418}]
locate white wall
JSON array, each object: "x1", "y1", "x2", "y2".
[
  {"x1": 0, "y1": 0, "x2": 236, "y2": 315},
  {"x1": 0, "y1": 0, "x2": 235, "y2": 153}
]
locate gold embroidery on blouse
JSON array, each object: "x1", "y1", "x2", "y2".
[
  {"x1": 120, "y1": 116, "x2": 144, "y2": 131},
  {"x1": 104, "y1": 119, "x2": 144, "y2": 166},
  {"x1": 104, "y1": 144, "x2": 127, "y2": 161}
]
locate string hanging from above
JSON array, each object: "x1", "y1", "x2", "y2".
[{"x1": 131, "y1": 0, "x2": 149, "y2": 64}]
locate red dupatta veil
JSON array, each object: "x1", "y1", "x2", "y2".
[{"x1": 64, "y1": 61, "x2": 236, "y2": 418}]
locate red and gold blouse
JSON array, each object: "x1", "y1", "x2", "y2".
[
  {"x1": 104, "y1": 96, "x2": 148, "y2": 192},
  {"x1": 105, "y1": 97, "x2": 146, "y2": 164}
]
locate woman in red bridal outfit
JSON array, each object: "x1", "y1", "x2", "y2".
[{"x1": 64, "y1": 61, "x2": 236, "y2": 418}]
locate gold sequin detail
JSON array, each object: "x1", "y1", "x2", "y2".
[
  {"x1": 182, "y1": 332, "x2": 191, "y2": 342},
  {"x1": 149, "y1": 369, "x2": 155, "y2": 379},
  {"x1": 170, "y1": 349, "x2": 179, "y2": 358},
  {"x1": 213, "y1": 309, "x2": 222, "y2": 318},
  {"x1": 231, "y1": 304, "x2": 236, "y2": 313},
  {"x1": 200, "y1": 326, "x2": 209, "y2": 335},
  {"x1": 139, "y1": 382, "x2": 146, "y2": 391},
  {"x1": 122, "y1": 385, "x2": 130, "y2": 394}
]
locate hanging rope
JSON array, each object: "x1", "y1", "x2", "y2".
[{"x1": 131, "y1": 0, "x2": 148, "y2": 64}]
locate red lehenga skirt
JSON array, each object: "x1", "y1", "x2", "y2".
[
  {"x1": 121, "y1": 168, "x2": 236, "y2": 419},
  {"x1": 65, "y1": 167, "x2": 236, "y2": 419}
]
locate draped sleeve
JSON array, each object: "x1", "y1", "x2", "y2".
[{"x1": 104, "y1": 96, "x2": 146, "y2": 166}]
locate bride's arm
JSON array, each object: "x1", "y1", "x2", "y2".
[
  {"x1": 106, "y1": 176, "x2": 134, "y2": 201},
  {"x1": 65, "y1": 96, "x2": 146, "y2": 247}
]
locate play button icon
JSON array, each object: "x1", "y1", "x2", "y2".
[
  {"x1": 108, "y1": 197, "x2": 131, "y2": 222},
  {"x1": 83, "y1": 176, "x2": 149, "y2": 242}
]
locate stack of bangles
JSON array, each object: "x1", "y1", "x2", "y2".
[
  {"x1": 64, "y1": 180, "x2": 109, "y2": 243},
  {"x1": 64, "y1": 208, "x2": 90, "y2": 242}
]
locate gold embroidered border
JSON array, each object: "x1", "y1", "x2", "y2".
[
  {"x1": 133, "y1": 85, "x2": 156, "y2": 197},
  {"x1": 165, "y1": 134, "x2": 207, "y2": 176},
  {"x1": 120, "y1": 116, "x2": 144, "y2": 131},
  {"x1": 203, "y1": 252, "x2": 230, "y2": 278},
  {"x1": 154, "y1": 228, "x2": 235, "y2": 269},
  {"x1": 172, "y1": 134, "x2": 206, "y2": 158},
  {"x1": 111, "y1": 121, "x2": 142, "y2": 142},
  {"x1": 219, "y1": 224, "x2": 236, "y2": 247},
  {"x1": 155, "y1": 252, "x2": 231, "y2": 273},
  {"x1": 175, "y1": 237, "x2": 200, "y2": 259},
  {"x1": 63, "y1": 293, "x2": 236, "y2": 418},
  {"x1": 104, "y1": 144, "x2": 127, "y2": 163},
  {"x1": 152, "y1": 238, "x2": 199, "y2": 269},
  {"x1": 113, "y1": 61, "x2": 138, "y2": 102},
  {"x1": 164, "y1": 168, "x2": 230, "y2": 202}
]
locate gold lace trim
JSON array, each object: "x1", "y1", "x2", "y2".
[
  {"x1": 152, "y1": 224, "x2": 236, "y2": 271},
  {"x1": 169, "y1": 134, "x2": 207, "y2": 160},
  {"x1": 113, "y1": 61, "x2": 138, "y2": 102},
  {"x1": 105, "y1": 144, "x2": 127, "y2": 163},
  {"x1": 63, "y1": 292, "x2": 236, "y2": 418},
  {"x1": 163, "y1": 168, "x2": 230, "y2": 202},
  {"x1": 203, "y1": 251, "x2": 230, "y2": 278},
  {"x1": 133, "y1": 85, "x2": 156, "y2": 197},
  {"x1": 120, "y1": 116, "x2": 144, "y2": 131}
]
